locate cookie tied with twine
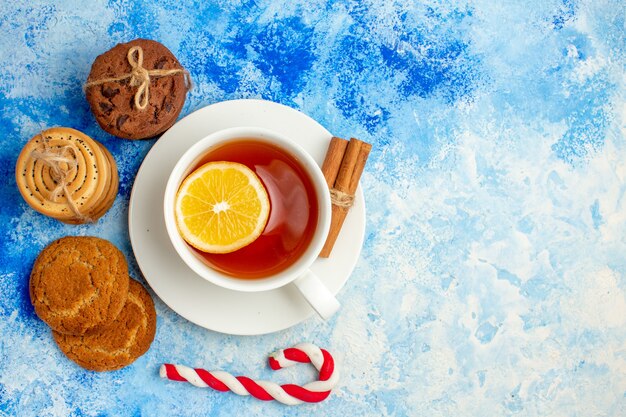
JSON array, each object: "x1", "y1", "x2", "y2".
[
  {"x1": 15, "y1": 127, "x2": 119, "y2": 224},
  {"x1": 85, "y1": 39, "x2": 191, "y2": 140},
  {"x1": 84, "y1": 45, "x2": 191, "y2": 111}
]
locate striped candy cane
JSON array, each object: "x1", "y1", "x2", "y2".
[{"x1": 160, "y1": 343, "x2": 339, "y2": 405}]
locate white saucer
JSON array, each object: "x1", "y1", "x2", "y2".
[{"x1": 128, "y1": 99, "x2": 365, "y2": 335}]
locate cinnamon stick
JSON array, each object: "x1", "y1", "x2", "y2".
[
  {"x1": 348, "y1": 141, "x2": 372, "y2": 195},
  {"x1": 321, "y1": 137, "x2": 349, "y2": 187},
  {"x1": 334, "y1": 138, "x2": 362, "y2": 193},
  {"x1": 319, "y1": 137, "x2": 371, "y2": 258}
]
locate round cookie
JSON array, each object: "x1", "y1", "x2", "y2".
[
  {"x1": 52, "y1": 279, "x2": 157, "y2": 372},
  {"x1": 62, "y1": 143, "x2": 119, "y2": 225},
  {"x1": 30, "y1": 236, "x2": 129, "y2": 335},
  {"x1": 85, "y1": 38, "x2": 189, "y2": 140},
  {"x1": 87, "y1": 143, "x2": 119, "y2": 221},
  {"x1": 15, "y1": 127, "x2": 114, "y2": 224}
]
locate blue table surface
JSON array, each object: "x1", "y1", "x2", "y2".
[{"x1": 1, "y1": 1, "x2": 625, "y2": 416}]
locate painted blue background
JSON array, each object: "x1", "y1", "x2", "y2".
[{"x1": 1, "y1": 0, "x2": 625, "y2": 415}]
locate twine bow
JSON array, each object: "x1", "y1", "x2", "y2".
[
  {"x1": 329, "y1": 188, "x2": 354, "y2": 208},
  {"x1": 84, "y1": 46, "x2": 191, "y2": 110},
  {"x1": 30, "y1": 143, "x2": 91, "y2": 223}
]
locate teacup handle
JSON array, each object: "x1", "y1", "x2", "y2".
[{"x1": 293, "y1": 270, "x2": 340, "y2": 320}]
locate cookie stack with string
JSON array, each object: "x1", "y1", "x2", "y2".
[{"x1": 15, "y1": 127, "x2": 118, "y2": 224}]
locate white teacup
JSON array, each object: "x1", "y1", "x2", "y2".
[{"x1": 163, "y1": 126, "x2": 340, "y2": 320}]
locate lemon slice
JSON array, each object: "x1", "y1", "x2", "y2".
[{"x1": 174, "y1": 161, "x2": 270, "y2": 253}]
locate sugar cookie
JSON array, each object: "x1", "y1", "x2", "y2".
[
  {"x1": 53, "y1": 279, "x2": 157, "y2": 372},
  {"x1": 29, "y1": 236, "x2": 129, "y2": 335}
]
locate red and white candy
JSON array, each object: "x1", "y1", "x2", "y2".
[{"x1": 160, "y1": 343, "x2": 339, "y2": 405}]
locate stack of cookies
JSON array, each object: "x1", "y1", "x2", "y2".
[
  {"x1": 30, "y1": 236, "x2": 156, "y2": 372},
  {"x1": 17, "y1": 38, "x2": 193, "y2": 372},
  {"x1": 15, "y1": 127, "x2": 118, "y2": 224}
]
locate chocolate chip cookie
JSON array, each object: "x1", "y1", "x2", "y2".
[{"x1": 85, "y1": 38, "x2": 190, "y2": 140}]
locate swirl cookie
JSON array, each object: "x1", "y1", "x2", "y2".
[
  {"x1": 87, "y1": 144, "x2": 119, "y2": 221},
  {"x1": 52, "y1": 279, "x2": 157, "y2": 372},
  {"x1": 62, "y1": 143, "x2": 119, "y2": 225},
  {"x1": 85, "y1": 38, "x2": 190, "y2": 140},
  {"x1": 15, "y1": 127, "x2": 118, "y2": 224},
  {"x1": 29, "y1": 236, "x2": 129, "y2": 335}
]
